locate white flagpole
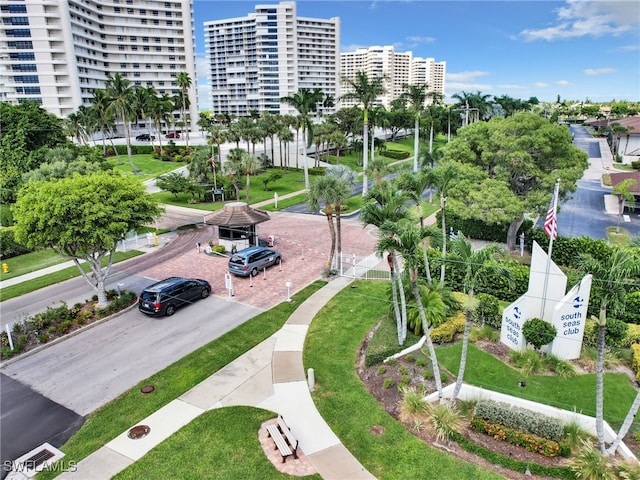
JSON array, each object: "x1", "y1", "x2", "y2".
[{"x1": 540, "y1": 179, "x2": 560, "y2": 318}]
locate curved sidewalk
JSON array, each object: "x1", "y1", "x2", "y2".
[{"x1": 55, "y1": 276, "x2": 374, "y2": 480}]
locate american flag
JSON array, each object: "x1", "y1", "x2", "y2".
[{"x1": 544, "y1": 187, "x2": 558, "y2": 240}]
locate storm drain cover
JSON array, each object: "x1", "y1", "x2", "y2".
[
  {"x1": 24, "y1": 448, "x2": 55, "y2": 467},
  {"x1": 140, "y1": 385, "x2": 155, "y2": 394},
  {"x1": 128, "y1": 425, "x2": 150, "y2": 439}
]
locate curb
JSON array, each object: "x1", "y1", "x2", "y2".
[{"x1": 0, "y1": 302, "x2": 139, "y2": 369}]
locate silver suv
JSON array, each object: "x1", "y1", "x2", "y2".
[{"x1": 228, "y1": 246, "x2": 281, "y2": 277}]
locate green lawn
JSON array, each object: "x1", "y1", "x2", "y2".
[
  {"x1": 113, "y1": 407, "x2": 321, "y2": 480},
  {"x1": 606, "y1": 226, "x2": 633, "y2": 246},
  {"x1": 0, "y1": 249, "x2": 69, "y2": 281},
  {"x1": 437, "y1": 343, "x2": 636, "y2": 427},
  {"x1": 107, "y1": 154, "x2": 188, "y2": 179},
  {"x1": 304, "y1": 280, "x2": 503, "y2": 479},
  {"x1": 0, "y1": 251, "x2": 143, "y2": 302}
]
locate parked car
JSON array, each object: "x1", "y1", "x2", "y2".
[
  {"x1": 228, "y1": 246, "x2": 282, "y2": 277},
  {"x1": 135, "y1": 133, "x2": 155, "y2": 141},
  {"x1": 165, "y1": 132, "x2": 180, "y2": 139},
  {"x1": 138, "y1": 277, "x2": 211, "y2": 316}
]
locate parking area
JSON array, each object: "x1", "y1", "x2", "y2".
[{"x1": 134, "y1": 211, "x2": 380, "y2": 310}]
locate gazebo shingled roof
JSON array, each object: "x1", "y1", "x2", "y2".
[{"x1": 204, "y1": 202, "x2": 271, "y2": 226}]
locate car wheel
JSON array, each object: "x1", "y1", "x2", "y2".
[
  {"x1": 276, "y1": 257, "x2": 281, "y2": 265},
  {"x1": 250, "y1": 267, "x2": 258, "y2": 277},
  {"x1": 165, "y1": 305, "x2": 176, "y2": 316},
  {"x1": 201, "y1": 288, "x2": 210, "y2": 299}
]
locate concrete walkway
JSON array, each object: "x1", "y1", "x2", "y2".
[{"x1": 52, "y1": 276, "x2": 374, "y2": 480}]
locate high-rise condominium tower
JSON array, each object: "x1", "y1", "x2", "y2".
[
  {"x1": 204, "y1": 1, "x2": 340, "y2": 117},
  {"x1": 1, "y1": 0, "x2": 198, "y2": 129}
]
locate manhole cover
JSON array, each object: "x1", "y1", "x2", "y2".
[
  {"x1": 128, "y1": 425, "x2": 150, "y2": 439},
  {"x1": 370, "y1": 425, "x2": 385, "y2": 436},
  {"x1": 140, "y1": 385, "x2": 155, "y2": 394}
]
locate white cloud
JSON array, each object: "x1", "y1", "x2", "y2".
[
  {"x1": 618, "y1": 44, "x2": 640, "y2": 52},
  {"x1": 520, "y1": 0, "x2": 638, "y2": 42},
  {"x1": 496, "y1": 84, "x2": 525, "y2": 90},
  {"x1": 446, "y1": 71, "x2": 490, "y2": 83},
  {"x1": 554, "y1": 80, "x2": 574, "y2": 86},
  {"x1": 584, "y1": 67, "x2": 616, "y2": 76},
  {"x1": 405, "y1": 35, "x2": 436, "y2": 45},
  {"x1": 341, "y1": 43, "x2": 369, "y2": 53}
]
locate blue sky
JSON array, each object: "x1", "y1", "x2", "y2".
[{"x1": 193, "y1": 1, "x2": 640, "y2": 109}]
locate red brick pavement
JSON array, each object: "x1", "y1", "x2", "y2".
[
  {"x1": 136, "y1": 212, "x2": 380, "y2": 310},
  {"x1": 259, "y1": 419, "x2": 316, "y2": 476}
]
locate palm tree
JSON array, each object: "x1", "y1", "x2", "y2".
[
  {"x1": 401, "y1": 84, "x2": 428, "y2": 172},
  {"x1": 612, "y1": 178, "x2": 637, "y2": 233},
  {"x1": 150, "y1": 92, "x2": 173, "y2": 152},
  {"x1": 105, "y1": 73, "x2": 138, "y2": 172},
  {"x1": 223, "y1": 148, "x2": 259, "y2": 204},
  {"x1": 65, "y1": 111, "x2": 88, "y2": 146},
  {"x1": 281, "y1": 88, "x2": 324, "y2": 189},
  {"x1": 431, "y1": 162, "x2": 459, "y2": 283},
  {"x1": 132, "y1": 86, "x2": 156, "y2": 144},
  {"x1": 577, "y1": 247, "x2": 640, "y2": 453},
  {"x1": 361, "y1": 181, "x2": 411, "y2": 343},
  {"x1": 89, "y1": 89, "x2": 115, "y2": 154},
  {"x1": 379, "y1": 219, "x2": 444, "y2": 402},
  {"x1": 340, "y1": 71, "x2": 387, "y2": 196},
  {"x1": 447, "y1": 235, "x2": 512, "y2": 402},
  {"x1": 451, "y1": 91, "x2": 494, "y2": 124},
  {"x1": 175, "y1": 71, "x2": 192, "y2": 148},
  {"x1": 308, "y1": 174, "x2": 351, "y2": 274},
  {"x1": 397, "y1": 169, "x2": 436, "y2": 282}
]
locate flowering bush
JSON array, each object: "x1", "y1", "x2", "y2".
[{"x1": 470, "y1": 417, "x2": 565, "y2": 458}]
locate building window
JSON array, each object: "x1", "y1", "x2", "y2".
[{"x1": 6, "y1": 29, "x2": 31, "y2": 37}]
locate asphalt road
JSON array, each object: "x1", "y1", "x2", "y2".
[{"x1": 536, "y1": 124, "x2": 640, "y2": 239}]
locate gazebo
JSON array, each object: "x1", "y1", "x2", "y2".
[{"x1": 204, "y1": 202, "x2": 271, "y2": 253}]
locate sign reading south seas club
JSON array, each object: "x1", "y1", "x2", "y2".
[{"x1": 500, "y1": 241, "x2": 592, "y2": 360}]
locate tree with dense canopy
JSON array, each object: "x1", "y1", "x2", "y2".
[
  {"x1": 12, "y1": 172, "x2": 162, "y2": 306},
  {"x1": 442, "y1": 112, "x2": 588, "y2": 250},
  {"x1": 0, "y1": 101, "x2": 69, "y2": 203}
]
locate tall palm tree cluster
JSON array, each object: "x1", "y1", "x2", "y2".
[{"x1": 63, "y1": 72, "x2": 193, "y2": 172}]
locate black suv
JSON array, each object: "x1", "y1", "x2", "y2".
[
  {"x1": 135, "y1": 133, "x2": 155, "y2": 141},
  {"x1": 138, "y1": 277, "x2": 211, "y2": 316}
]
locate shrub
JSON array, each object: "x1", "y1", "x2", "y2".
[
  {"x1": 0, "y1": 227, "x2": 32, "y2": 258},
  {"x1": 212, "y1": 245, "x2": 226, "y2": 254},
  {"x1": 431, "y1": 312, "x2": 466, "y2": 344},
  {"x1": 631, "y1": 344, "x2": 640, "y2": 379},
  {"x1": 382, "y1": 378, "x2": 394, "y2": 388},
  {"x1": 381, "y1": 149, "x2": 411, "y2": 160},
  {"x1": 522, "y1": 318, "x2": 557, "y2": 350},
  {"x1": 474, "y1": 399, "x2": 564, "y2": 442},
  {"x1": 376, "y1": 365, "x2": 386, "y2": 375},
  {"x1": 415, "y1": 356, "x2": 426, "y2": 367},
  {"x1": 474, "y1": 293, "x2": 501, "y2": 328},
  {"x1": 471, "y1": 417, "x2": 563, "y2": 457},
  {"x1": 404, "y1": 354, "x2": 415, "y2": 363},
  {"x1": 429, "y1": 403, "x2": 464, "y2": 442}
]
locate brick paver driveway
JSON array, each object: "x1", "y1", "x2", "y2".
[{"x1": 137, "y1": 211, "x2": 380, "y2": 310}]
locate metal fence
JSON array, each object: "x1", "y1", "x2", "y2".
[{"x1": 337, "y1": 252, "x2": 390, "y2": 280}]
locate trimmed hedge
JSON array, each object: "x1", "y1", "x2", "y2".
[
  {"x1": 631, "y1": 344, "x2": 640, "y2": 378},
  {"x1": 431, "y1": 312, "x2": 466, "y2": 344},
  {"x1": 470, "y1": 417, "x2": 567, "y2": 458},
  {"x1": 450, "y1": 431, "x2": 575, "y2": 479},
  {"x1": 474, "y1": 399, "x2": 565, "y2": 442},
  {"x1": 381, "y1": 149, "x2": 411, "y2": 160}
]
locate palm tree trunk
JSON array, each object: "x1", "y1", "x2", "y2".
[
  {"x1": 440, "y1": 196, "x2": 447, "y2": 284},
  {"x1": 411, "y1": 278, "x2": 444, "y2": 403},
  {"x1": 607, "y1": 388, "x2": 640, "y2": 456},
  {"x1": 451, "y1": 307, "x2": 473, "y2": 402},
  {"x1": 324, "y1": 210, "x2": 336, "y2": 272},
  {"x1": 302, "y1": 128, "x2": 309, "y2": 189},
  {"x1": 394, "y1": 258, "x2": 408, "y2": 343},
  {"x1": 389, "y1": 268, "x2": 402, "y2": 345},
  {"x1": 336, "y1": 210, "x2": 342, "y2": 271},
  {"x1": 413, "y1": 116, "x2": 419, "y2": 172},
  {"x1": 362, "y1": 120, "x2": 369, "y2": 196},
  {"x1": 596, "y1": 313, "x2": 607, "y2": 453}
]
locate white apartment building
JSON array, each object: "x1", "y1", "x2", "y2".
[
  {"x1": 204, "y1": 1, "x2": 340, "y2": 117},
  {"x1": 340, "y1": 46, "x2": 446, "y2": 109},
  {"x1": 0, "y1": 0, "x2": 198, "y2": 129}
]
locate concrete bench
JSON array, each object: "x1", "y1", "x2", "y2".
[{"x1": 266, "y1": 415, "x2": 298, "y2": 463}]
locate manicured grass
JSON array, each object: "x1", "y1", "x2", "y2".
[
  {"x1": 0, "y1": 249, "x2": 69, "y2": 281},
  {"x1": 37, "y1": 281, "x2": 326, "y2": 480},
  {"x1": 606, "y1": 226, "x2": 632, "y2": 246},
  {"x1": 436, "y1": 342, "x2": 637, "y2": 428},
  {"x1": 261, "y1": 193, "x2": 309, "y2": 211},
  {"x1": 304, "y1": 280, "x2": 503, "y2": 479},
  {"x1": 113, "y1": 407, "x2": 321, "y2": 480},
  {"x1": 0, "y1": 251, "x2": 143, "y2": 302},
  {"x1": 107, "y1": 154, "x2": 188, "y2": 179}
]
